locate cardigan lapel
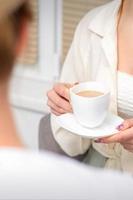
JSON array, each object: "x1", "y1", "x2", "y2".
[
  {"x1": 88, "y1": 0, "x2": 122, "y2": 114},
  {"x1": 88, "y1": 0, "x2": 121, "y2": 72}
]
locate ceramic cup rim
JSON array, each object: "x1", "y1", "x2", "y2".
[{"x1": 70, "y1": 81, "x2": 110, "y2": 101}]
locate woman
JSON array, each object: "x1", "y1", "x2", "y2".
[
  {"x1": 0, "y1": 0, "x2": 32, "y2": 147},
  {"x1": 2, "y1": 3, "x2": 133, "y2": 200},
  {"x1": 47, "y1": 0, "x2": 133, "y2": 173}
]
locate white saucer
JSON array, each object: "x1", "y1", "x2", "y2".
[{"x1": 56, "y1": 113, "x2": 124, "y2": 138}]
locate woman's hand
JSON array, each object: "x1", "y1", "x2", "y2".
[
  {"x1": 96, "y1": 119, "x2": 133, "y2": 152},
  {"x1": 47, "y1": 83, "x2": 74, "y2": 116}
]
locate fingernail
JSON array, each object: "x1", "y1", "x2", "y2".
[
  {"x1": 94, "y1": 138, "x2": 102, "y2": 143},
  {"x1": 116, "y1": 124, "x2": 124, "y2": 131}
]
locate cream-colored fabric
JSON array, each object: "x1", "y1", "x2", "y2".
[
  {"x1": 51, "y1": 0, "x2": 133, "y2": 174},
  {"x1": 0, "y1": 0, "x2": 26, "y2": 21},
  {"x1": 117, "y1": 71, "x2": 133, "y2": 119}
]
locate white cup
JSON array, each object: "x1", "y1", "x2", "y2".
[{"x1": 70, "y1": 82, "x2": 110, "y2": 128}]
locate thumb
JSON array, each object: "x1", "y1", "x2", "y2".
[
  {"x1": 117, "y1": 119, "x2": 133, "y2": 131},
  {"x1": 64, "y1": 82, "x2": 79, "y2": 101}
]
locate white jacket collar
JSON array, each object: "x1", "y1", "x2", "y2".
[{"x1": 88, "y1": 0, "x2": 122, "y2": 37}]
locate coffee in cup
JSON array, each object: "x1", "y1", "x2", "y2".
[
  {"x1": 70, "y1": 82, "x2": 110, "y2": 128},
  {"x1": 76, "y1": 90, "x2": 104, "y2": 98}
]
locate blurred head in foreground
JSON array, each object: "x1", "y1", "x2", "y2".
[
  {"x1": 0, "y1": 0, "x2": 32, "y2": 83},
  {"x1": 0, "y1": 0, "x2": 32, "y2": 147}
]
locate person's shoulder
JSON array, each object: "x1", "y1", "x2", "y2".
[{"x1": 76, "y1": 0, "x2": 118, "y2": 32}]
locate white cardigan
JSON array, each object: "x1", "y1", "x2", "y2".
[{"x1": 51, "y1": 0, "x2": 133, "y2": 173}]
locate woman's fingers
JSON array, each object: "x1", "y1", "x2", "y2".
[
  {"x1": 117, "y1": 118, "x2": 133, "y2": 131},
  {"x1": 96, "y1": 127, "x2": 133, "y2": 144},
  {"x1": 50, "y1": 109, "x2": 61, "y2": 116},
  {"x1": 47, "y1": 83, "x2": 74, "y2": 115},
  {"x1": 47, "y1": 89, "x2": 72, "y2": 113},
  {"x1": 95, "y1": 118, "x2": 133, "y2": 145},
  {"x1": 47, "y1": 100, "x2": 66, "y2": 114},
  {"x1": 97, "y1": 119, "x2": 133, "y2": 144},
  {"x1": 54, "y1": 83, "x2": 72, "y2": 101},
  {"x1": 96, "y1": 127, "x2": 133, "y2": 153}
]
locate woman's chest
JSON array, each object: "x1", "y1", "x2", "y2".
[{"x1": 117, "y1": 29, "x2": 133, "y2": 74}]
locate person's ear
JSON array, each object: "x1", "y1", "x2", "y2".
[{"x1": 15, "y1": 19, "x2": 28, "y2": 56}]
